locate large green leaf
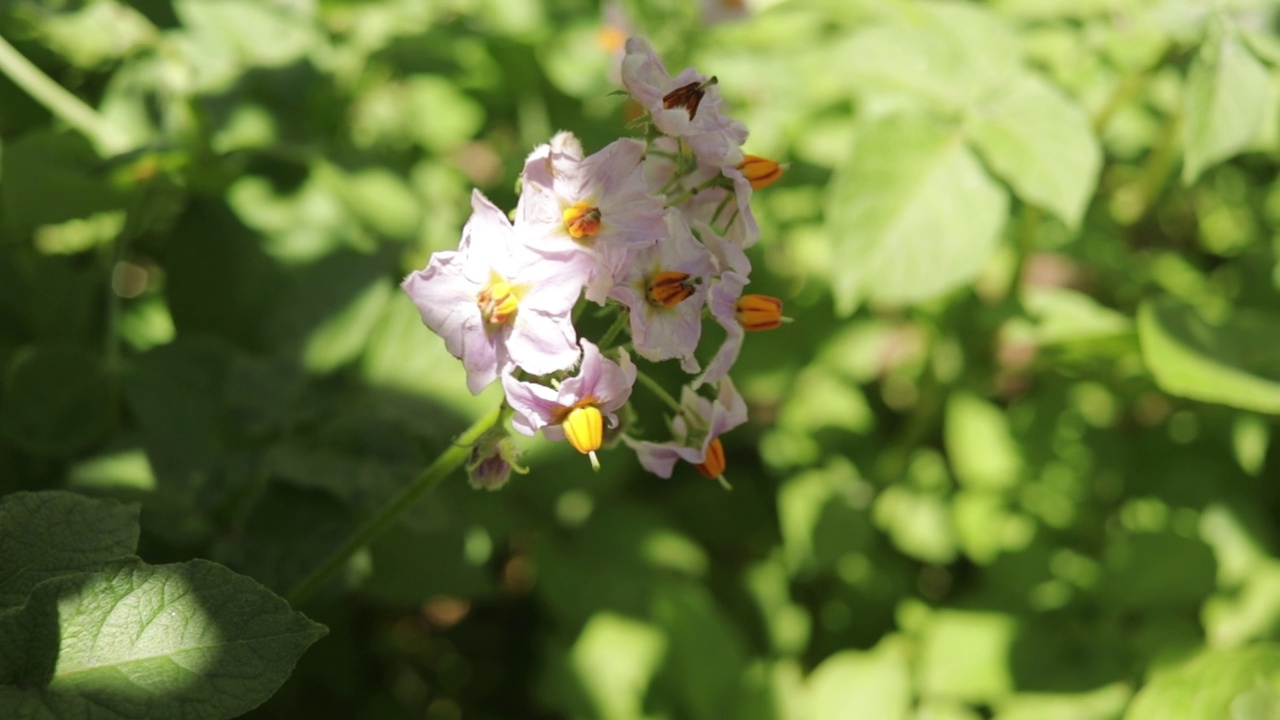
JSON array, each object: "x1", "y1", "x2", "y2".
[
  {"x1": 1126, "y1": 645, "x2": 1280, "y2": 720},
  {"x1": 1182, "y1": 31, "x2": 1276, "y2": 184},
  {"x1": 825, "y1": 115, "x2": 1008, "y2": 313},
  {"x1": 1138, "y1": 297, "x2": 1280, "y2": 413},
  {"x1": 0, "y1": 492, "x2": 138, "y2": 610},
  {"x1": 830, "y1": 2, "x2": 1022, "y2": 111},
  {"x1": 0, "y1": 558, "x2": 326, "y2": 720},
  {"x1": 968, "y1": 72, "x2": 1101, "y2": 229}
]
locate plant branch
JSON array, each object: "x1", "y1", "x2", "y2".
[
  {"x1": 0, "y1": 33, "x2": 130, "y2": 155},
  {"x1": 287, "y1": 405, "x2": 504, "y2": 606}
]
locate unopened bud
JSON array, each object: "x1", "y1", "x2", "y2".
[
  {"x1": 737, "y1": 155, "x2": 784, "y2": 190},
  {"x1": 735, "y1": 294, "x2": 783, "y2": 331},
  {"x1": 694, "y1": 437, "x2": 726, "y2": 479}
]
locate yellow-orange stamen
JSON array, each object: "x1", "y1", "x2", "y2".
[
  {"x1": 562, "y1": 405, "x2": 604, "y2": 470},
  {"x1": 694, "y1": 437, "x2": 726, "y2": 479},
  {"x1": 563, "y1": 201, "x2": 603, "y2": 240},
  {"x1": 647, "y1": 271, "x2": 696, "y2": 308},
  {"x1": 662, "y1": 77, "x2": 717, "y2": 120},
  {"x1": 737, "y1": 155, "x2": 784, "y2": 190},
  {"x1": 477, "y1": 276, "x2": 520, "y2": 324},
  {"x1": 735, "y1": 294, "x2": 783, "y2": 331}
]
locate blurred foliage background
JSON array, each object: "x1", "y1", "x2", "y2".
[{"x1": 4, "y1": 0, "x2": 1280, "y2": 718}]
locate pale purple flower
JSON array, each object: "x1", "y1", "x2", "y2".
[
  {"x1": 685, "y1": 164, "x2": 760, "y2": 248},
  {"x1": 621, "y1": 37, "x2": 748, "y2": 168},
  {"x1": 402, "y1": 189, "x2": 582, "y2": 395},
  {"x1": 502, "y1": 339, "x2": 636, "y2": 443},
  {"x1": 623, "y1": 378, "x2": 748, "y2": 478},
  {"x1": 517, "y1": 133, "x2": 668, "y2": 303},
  {"x1": 645, "y1": 137, "x2": 760, "y2": 248},
  {"x1": 694, "y1": 224, "x2": 751, "y2": 387},
  {"x1": 609, "y1": 213, "x2": 715, "y2": 371}
]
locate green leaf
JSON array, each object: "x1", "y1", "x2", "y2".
[
  {"x1": 826, "y1": 115, "x2": 1008, "y2": 313},
  {"x1": 0, "y1": 344, "x2": 114, "y2": 457},
  {"x1": 0, "y1": 491, "x2": 138, "y2": 610},
  {"x1": 1100, "y1": 531, "x2": 1217, "y2": 609},
  {"x1": 808, "y1": 637, "x2": 912, "y2": 720},
  {"x1": 994, "y1": 683, "x2": 1131, "y2": 720},
  {"x1": 0, "y1": 558, "x2": 326, "y2": 720},
  {"x1": 652, "y1": 580, "x2": 749, "y2": 720},
  {"x1": 1126, "y1": 645, "x2": 1280, "y2": 720},
  {"x1": 1138, "y1": 297, "x2": 1280, "y2": 413},
  {"x1": 968, "y1": 72, "x2": 1101, "y2": 229},
  {"x1": 569, "y1": 612, "x2": 667, "y2": 720},
  {"x1": 918, "y1": 611, "x2": 1017, "y2": 703},
  {"x1": 1182, "y1": 32, "x2": 1276, "y2": 184},
  {"x1": 831, "y1": 2, "x2": 1022, "y2": 111},
  {"x1": 0, "y1": 131, "x2": 127, "y2": 237},
  {"x1": 945, "y1": 392, "x2": 1022, "y2": 491}
]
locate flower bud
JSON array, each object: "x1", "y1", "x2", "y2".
[
  {"x1": 737, "y1": 155, "x2": 784, "y2": 190},
  {"x1": 466, "y1": 431, "x2": 526, "y2": 491},
  {"x1": 735, "y1": 294, "x2": 783, "y2": 331}
]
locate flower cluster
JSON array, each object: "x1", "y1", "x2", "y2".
[{"x1": 403, "y1": 37, "x2": 785, "y2": 490}]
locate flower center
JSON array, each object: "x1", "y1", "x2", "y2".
[
  {"x1": 662, "y1": 77, "x2": 716, "y2": 120},
  {"x1": 563, "y1": 202, "x2": 603, "y2": 240},
  {"x1": 694, "y1": 437, "x2": 726, "y2": 479},
  {"x1": 477, "y1": 273, "x2": 522, "y2": 325},
  {"x1": 647, "y1": 271, "x2": 696, "y2": 308}
]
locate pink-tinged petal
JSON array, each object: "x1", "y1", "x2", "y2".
[
  {"x1": 502, "y1": 374, "x2": 565, "y2": 436},
  {"x1": 708, "y1": 377, "x2": 749, "y2": 438},
  {"x1": 694, "y1": 270, "x2": 748, "y2": 388},
  {"x1": 559, "y1": 339, "x2": 606, "y2": 402},
  {"x1": 402, "y1": 253, "x2": 511, "y2": 395},
  {"x1": 508, "y1": 308, "x2": 580, "y2": 376},
  {"x1": 460, "y1": 321, "x2": 505, "y2": 395},
  {"x1": 596, "y1": 348, "x2": 636, "y2": 414},
  {"x1": 623, "y1": 436, "x2": 701, "y2": 478}
]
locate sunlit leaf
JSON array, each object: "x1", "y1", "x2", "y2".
[
  {"x1": 1138, "y1": 297, "x2": 1280, "y2": 414},
  {"x1": 945, "y1": 392, "x2": 1022, "y2": 491},
  {"x1": 918, "y1": 611, "x2": 1017, "y2": 703},
  {"x1": 0, "y1": 558, "x2": 326, "y2": 720},
  {"x1": 1182, "y1": 31, "x2": 1276, "y2": 184},
  {"x1": 1126, "y1": 645, "x2": 1280, "y2": 720},
  {"x1": 831, "y1": 2, "x2": 1021, "y2": 111},
  {"x1": 0, "y1": 491, "x2": 137, "y2": 610},
  {"x1": 808, "y1": 637, "x2": 911, "y2": 720},
  {"x1": 826, "y1": 115, "x2": 1008, "y2": 313},
  {"x1": 968, "y1": 72, "x2": 1101, "y2": 229},
  {"x1": 570, "y1": 612, "x2": 666, "y2": 720}
]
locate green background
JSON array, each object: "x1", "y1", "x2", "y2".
[{"x1": 4, "y1": 0, "x2": 1280, "y2": 718}]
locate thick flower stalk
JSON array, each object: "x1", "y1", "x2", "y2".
[{"x1": 401, "y1": 35, "x2": 784, "y2": 485}]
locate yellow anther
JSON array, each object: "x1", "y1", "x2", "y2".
[
  {"x1": 694, "y1": 437, "x2": 726, "y2": 479},
  {"x1": 563, "y1": 202, "x2": 603, "y2": 240}
]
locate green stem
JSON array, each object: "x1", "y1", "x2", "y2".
[
  {"x1": 0, "y1": 33, "x2": 130, "y2": 155},
  {"x1": 598, "y1": 310, "x2": 631, "y2": 349},
  {"x1": 1009, "y1": 204, "x2": 1041, "y2": 298},
  {"x1": 287, "y1": 405, "x2": 504, "y2": 607},
  {"x1": 635, "y1": 369, "x2": 682, "y2": 413}
]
